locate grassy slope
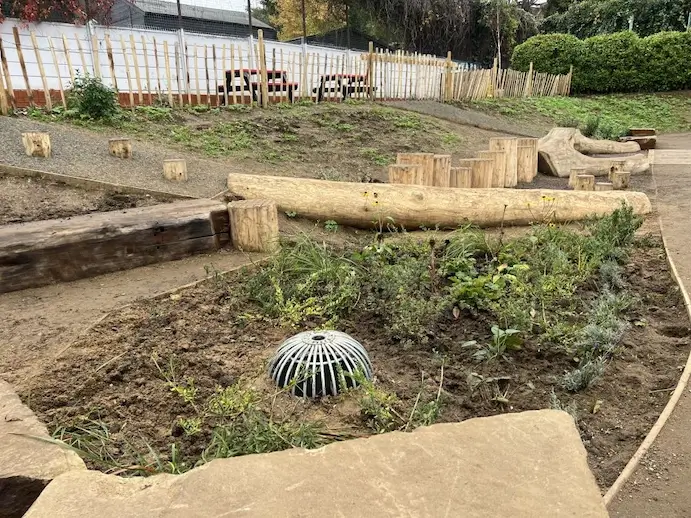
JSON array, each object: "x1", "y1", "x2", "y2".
[
  {"x1": 33, "y1": 102, "x2": 507, "y2": 182},
  {"x1": 457, "y1": 92, "x2": 691, "y2": 138}
]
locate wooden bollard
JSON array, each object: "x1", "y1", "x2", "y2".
[
  {"x1": 163, "y1": 159, "x2": 188, "y2": 182},
  {"x1": 388, "y1": 164, "x2": 422, "y2": 185},
  {"x1": 458, "y1": 158, "x2": 493, "y2": 189},
  {"x1": 609, "y1": 160, "x2": 627, "y2": 180},
  {"x1": 449, "y1": 166, "x2": 471, "y2": 188},
  {"x1": 432, "y1": 154, "x2": 451, "y2": 187},
  {"x1": 575, "y1": 174, "x2": 595, "y2": 191},
  {"x1": 227, "y1": 199, "x2": 279, "y2": 253},
  {"x1": 595, "y1": 182, "x2": 614, "y2": 191},
  {"x1": 21, "y1": 132, "x2": 51, "y2": 157},
  {"x1": 568, "y1": 168, "x2": 587, "y2": 188},
  {"x1": 396, "y1": 153, "x2": 434, "y2": 186},
  {"x1": 489, "y1": 138, "x2": 518, "y2": 188},
  {"x1": 109, "y1": 138, "x2": 132, "y2": 159},
  {"x1": 517, "y1": 137, "x2": 538, "y2": 181},
  {"x1": 516, "y1": 144, "x2": 535, "y2": 184},
  {"x1": 611, "y1": 171, "x2": 631, "y2": 190},
  {"x1": 477, "y1": 150, "x2": 506, "y2": 188}
]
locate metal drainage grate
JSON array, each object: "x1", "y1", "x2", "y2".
[{"x1": 268, "y1": 330, "x2": 373, "y2": 398}]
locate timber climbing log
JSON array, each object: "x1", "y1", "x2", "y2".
[
  {"x1": 227, "y1": 173, "x2": 652, "y2": 230},
  {"x1": 22, "y1": 132, "x2": 51, "y2": 158},
  {"x1": 0, "y1": 199, "x2": 229, "y2": 294},
  {"x1": 538, "y1": 128, "x2": 649, "y2": 178},
  {"x1": 109, "y1": 138, "x2": 132, "y2": 159},
  {"x1": 228, "y1": 199, "x2": 280, "y2": 253}
]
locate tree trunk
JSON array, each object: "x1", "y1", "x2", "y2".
[{"x1": 227, "y1": 173, "x2": 652, "y2": 230}]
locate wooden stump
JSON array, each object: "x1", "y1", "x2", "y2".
[
  {"x1": 611, "y1": 171, "x2": 631, "y2": 190},
  {"x1": 21, "y1": 132, "x2": 51, "y2": 158},
  {"x1": 397, "y1": 153, "x2": 434, "y2": 186},
  {"x1": 458, "y1": 158, "x2": 493, "y2": 189},
  {"x1": 595, "y1": 182, "x2": 613, "y2": 191},
  {"x1": 227, "y1": 199, "x2": 279, "y2": 253},
  {"x1": 163, "y1": 159, "x2": 188, "y2": 182},
  {"x1": 516, "y1": 144, "x2": 535, "y2": 184},
  {"x1": 109, "y1": 138, "x2": 132, "y2": 159},
  {"x1": 608, "y1": 160, "x2": 627, "y2": 180},
  {"x1": 517, "y1": 137, "x2": 538, "y2": 181},
  {"x1": 449, "y1": 166, "x2": 471, "y2": 188},
  {"x1": 568, "y1": 168, "x2": 587, "y2": 188},
  {"x1": 477, "y1": 150, "x2": 506, "y2": 188},
  {"x1": 489, "y1": 138, "x2": 518, "y2": 188},
  {"x1": 388, "y1": 164, "x2": 422, "y2": 185},
  {"x1": 575, "y1": 174, "x2": 595, "y2": 192},
  {"x1": 432, "y1": 155, "x2": 451, "y2": 187}
]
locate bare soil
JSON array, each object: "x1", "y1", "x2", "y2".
[
  {"x1": 0, "y1": 175, "x2": 175, "y2": 225},
  {"x1": 21, "y1": 233, "x2": 689, "y2": 490}
]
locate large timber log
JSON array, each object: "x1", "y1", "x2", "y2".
[
  {"x1": 538, "y1": 128, "x2": 650, "y2": 178},
  {"x1": 227, "y1": 173, "x2": 651, "y2": 230}
]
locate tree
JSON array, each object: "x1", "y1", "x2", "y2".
[
  {"x1": 0, "y1": 0, "x2": 119, "y2": 23},
  {"x1": 270, "y1": 0, "x2": 346, "y2": 39}
]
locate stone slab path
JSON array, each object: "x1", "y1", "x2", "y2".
[{"x1": 609, "y1": 133, "x2": 691, "y2": 517}]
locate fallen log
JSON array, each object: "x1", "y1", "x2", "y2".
[
  {"x1": 538, "y1": 128, "x2": 650, "y2": 178},
  {"x1": 227, "y1": 173, "x2": 652, "y2": 230}
]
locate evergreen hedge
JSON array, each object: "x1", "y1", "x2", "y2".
[{"x1": 511, "y1": 31, "x2": 691, "y2": 94}]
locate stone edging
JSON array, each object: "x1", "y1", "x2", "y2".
[
  {"x1": 603, "y1": 166, "x2": 691, "y2": 506},
  {"x1": 0, "y1": 163, "x2": 198, "y2": 200}
]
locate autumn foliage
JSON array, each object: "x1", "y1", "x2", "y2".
[{"x1": 0, "y1": 0, "x2": 119, "y2": 24}]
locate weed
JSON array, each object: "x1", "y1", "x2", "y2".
[
  {"x1": 189, "y1": 104, "x2": 211, "y2": 113},
  {"x1": 441, "y1": 132, "x2": 460, "y2": 145},
  {"x1": 68, "y1": 74, "x2": 119, "y2": 120},
  {"x1": 285, "y1": 211, "x2": 297, "y2": 218},
  {"x1": 548, "y1": 391, "x2": 579, "y2": 423},
  {"x1": 135, "y1": 105, "x2": 174, "y2": 122},
  {"x1": 582, "y1": 115, "x2": 600, "y2": 137},
  {"x1": 178, "y1": 417, "x2": 202, "y2": 437},
  {"x1": 324, "y1": 220, "x2": 339, "y2": 232},
  {"x1": 359, "y1": 147, "x2": 391, "y2": 166},
  {"x1": 463, "y1": 326, "x2": 522, "y2": 362}
]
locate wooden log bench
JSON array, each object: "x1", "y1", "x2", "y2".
[{"x1": 0, "y1": 199, "x2": 230, "y2": 294}]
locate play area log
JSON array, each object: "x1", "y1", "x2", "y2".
[
  {"x1": 228, "y1": 199, "x2": 279, "y2": 253},
  {"x1": 22, "y1": 132, "x2": 51, "y2": 158},
  {"x1": 0, "y1": 199, "x2": 229, "y2": 294},
  {"x1": 227, "y1": 173, "x2": 652, "y2": 230}
]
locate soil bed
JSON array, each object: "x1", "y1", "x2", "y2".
[
  {"x1": 0, "y1": 175, "x2": 175, "y2": 225},
  {"x1": 23, "y1": 218, "x2": 689, "y2": 490}
]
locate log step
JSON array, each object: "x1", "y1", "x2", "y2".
[{"x1": 0, "y1": 199, "x2": 230, "y2": 294}]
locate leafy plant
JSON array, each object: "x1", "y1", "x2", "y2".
[
  {"x1": 463, "y1": 326, "x2": 522, "y2": 362},
  {"x1": 68, "y1": 74, "x2": 119, "y2": 120},
  {"x1": 324, "y1": 220, "x2": 339, "y2": 232},
  {"x1": 560, "y1": 357, "x2": 606, "y2": 392}
]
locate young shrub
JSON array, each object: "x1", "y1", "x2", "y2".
[
  {"x1": 560, "y1": 357, "x2": 606, "y2": 392},
  {"x1": 511, "y1": 33, "x2": 583, "y2": 75},
  {"x1": 639, "y1": 31, "x2": 691, "y2": 92},
  {"x1": 578, "y1": 31, "x2": 642, "y2": 93},
  {"x1": 68, "y1": 74, "x2": 119, "y2": 120}
]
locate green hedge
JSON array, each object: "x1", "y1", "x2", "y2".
[{"x1": 511, "y1": 31, "x2": 691, "y2": 94}]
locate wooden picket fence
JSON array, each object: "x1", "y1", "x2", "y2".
[{"x1": 0, "y1": 21, "x2": 572, "y2": 115}]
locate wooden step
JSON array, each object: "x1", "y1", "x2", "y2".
[{"x1": 0, "y1": 199, "x2": 230, "y2": 294}]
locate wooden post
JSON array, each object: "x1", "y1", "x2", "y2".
[
  {"x1": 575, "y1": 174, "x2": 595, "y2": 191},
  {"x1": 458, "y1": 158, "x2": 493, "y2": 189},
  {"x1": 489, "y1": 138, "x2": 518, "y2": 187},
  {"x1": 130, "y1": 35, "x2": 143, "y2": 104},
  {"x1": 0, "y1": 62, "x2": 7, "y2": 115},
  {"x1": 609, "y1": 160, "x2": 627, "y2": 180},
  {"x1": 397, "y1": 153, "x2": 435, "y2": 186},
  {"x1": 163, "y1": 159, "x2": 188, "y2": 182},
  {"x1": 516, "y1": 145, "x2": 535, "y2": 184},
  {"x1": 568, "y1": 167, "x2": 587, "y2": 188},
  {"x1": 163, "y1": 41, "x2": 174, "y2": 107},
  {"x1": 444, "y1": 51, "x2": 453, "y2": 102},
  {"x1": 30, "y1": 32, "x2": 52, "y2": 110},
  {"x1": 388, "y1": 164, "x2": 422, "y2": 185},
  {"x1": 14, "y1": 28, "x2": 33, "y2": 107},
  {"x1": 257, "y1": 30, "x2": 270, "y2": 108},
  {"x1": 22, "y1": 132, "x2": 51, "y2": 157},
  {"x1": 595, "y1": 182, "x2": 613, "y2": 191},
  {"x1": 517, "y1": 137, "x2": 538, "y2": 181},
  {"x1": 109, "y1": 138, "x2": 132, "y2": 158},
  {"x1": 0, "y1": 37, "x2": 16, "y2": 110},
  {"x1": 611, "y1": 171, "x2": 631, "y2": 190},
  {"x1": 47, "y1": 37, "x2": 67, "y2": 109},
  {"x1": 449, "y1": 166, "x2": 472, "y2": 188},
  {"x1": 105, "y1": 34, "x2": 118, "y2": 93},
  {"x1": 228, "y1": 199, "x2": 280, "y2": 253},
  {"x1": 368, "y1": 41, "x2": 375, "y2": 101},
  {"x1": 477, "y1": 150, "x2": 506, "y2": 188},
  {"x1": 524, "y1": 62, "x2": 533, "y2": 97},
  {"x1": 432, "y1": 154, "x2": 451, "y2": 187}
]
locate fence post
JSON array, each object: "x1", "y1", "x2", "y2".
[
  {"x1": 0, "y1": 62, "x2": 8, "y2": 115},
  {"x1": 444, "y1": 50, "x2": 453, "y2": 102},
  {"x1": 490, "y1": 57, "x2": 498, "y2": 97},
  {"x1": 368, "y1": 41, "x2": 374, "y2": 100},
  {"x1": 257, "y1": 30, "x2": 269, "y2": 108},
  {"x1": 177, "y1": 29, "x2": 188, "y2": 95},
  {"x1": 85, "y1": 21, "x2": 101, "y2": 78},
  {"x1": 524, "y1": 61, "x2": 533, "y2": 97}
]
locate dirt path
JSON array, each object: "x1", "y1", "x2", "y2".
[
  {"x1": 0, "y1": 250, "x2": 262, "y2": 392},
  {"x1": 383, "y1": 100, "x2": 547, "y2": 137},
  {"x1": 609, "y1": 134, "x2": 691, "y2": 517}
]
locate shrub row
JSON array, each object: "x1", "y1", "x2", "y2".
[{"x1": 511, "y1": 31, "x2": 691, "y2": 94}]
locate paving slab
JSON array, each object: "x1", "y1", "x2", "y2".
[{"x1": 25, "y1": 409, "x2": 607, "y2": 518}]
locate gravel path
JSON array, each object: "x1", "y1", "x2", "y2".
[
  {"x1": 0, "y1": 116, "x2": 242, "y2": 198},
  {"x1": 384, "y1": 100, "x2": 546, "y2": 138}
]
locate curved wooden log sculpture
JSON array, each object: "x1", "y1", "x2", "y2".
[{"x1": 538, "y1": 128, "x2": 650, "y2": 178}]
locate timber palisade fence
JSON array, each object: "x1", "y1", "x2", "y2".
[{"x1": 0, "y1": 19, "x2": 572, "y2": 115}]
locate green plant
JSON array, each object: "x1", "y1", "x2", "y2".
[
  {"x1": 548, "y1": 391, "x2": 579, "y2": 423},
  {"x1": 359, "y1": 147, "x2": 390, "y2": 166},
  {"x1": 324, "y1": 220, "x2": 339, "y2": 232},
  {"x1": 68, "y1": 74, "x2": 119, "y2": 120},
  {"x1": 560, "y1": 357, "x2": 606, "y2": 391},
  {"x1": 463, "y1": 326, "x2": 522, "y2": 362}
]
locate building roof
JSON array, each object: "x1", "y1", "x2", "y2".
[{"x1": 133, "y1": 0, "x2": 274, "y2": 29}]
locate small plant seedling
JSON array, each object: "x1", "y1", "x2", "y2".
[
  {"x1": 285, "y1": 211, "x2": 297, "y2": 218},
  {"x1": 463, "y1": 326, "x2": 522, "y2": 362},
  {"x1": 324, "y1": 220, "x2": 339, "y2": 232}
]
